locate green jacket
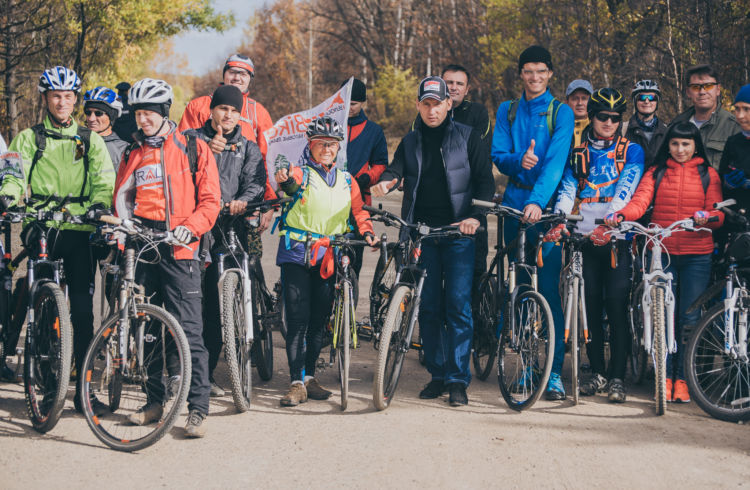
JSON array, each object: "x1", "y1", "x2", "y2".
[
  {"x1": 3, "y1": 116, "x2": 115, "y2": 231},
  {"x1": 671, "y1": 106, "x2": 740, "y2": 170}
]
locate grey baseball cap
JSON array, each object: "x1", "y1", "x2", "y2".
[{"x1": 566, "y1": 79, "x2": 594, "y2": 97}]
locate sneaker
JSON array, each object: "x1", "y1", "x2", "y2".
[
  {"x1": 665, "y1": 378, "x2": 674, "y2": 403},
  {"x1": 607, "y1": 378, "x2": 627, "y2": 403},
  {"x1": 305, "y1": 378, "x2": 332, "y2": 400},
  {"x1": 545, "y1": 372, "x2": 566, "y2": 401},
  {"x1": 419, "y1": 380, "x2": 446, "y2": 399},
  {"x1": 74, "y1": 394, "x2": 111, "y2": 417},
  {"x1": 185, "y1": 409, "x2": 207, "y2": 438},
  {"x1": 673, "y1": 379, "x2": 691, "y2": 403},
  {"x1": 280, "y1": 383, "x2": 308, "y2": 406},
  {"x1": 166, "y1": 375, "x2": 181, "y2": 401},
  {"x1": 126, "y1": 402, "x2": 164, "y2": 426},
  {"x1": 580, "y1": 373, "x2": 607, "y2": 396},
  {"x1": 210, "y1": 381, "x2": 225, "y2": 398},
  {"x1": 448, "y1": 383, "x2": 468, "y2": 406}
]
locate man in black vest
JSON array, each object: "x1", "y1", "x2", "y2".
[{"x1": 372, "y1": 76, "x2": 494, "y2": 406}]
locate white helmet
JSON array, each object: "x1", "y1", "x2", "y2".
[
  {"x1": 129, "y1": 78, "x2": 173, "y2": 105},
  {"x1": 38, "y1": 66, "x2": 82, "y2": 93}
]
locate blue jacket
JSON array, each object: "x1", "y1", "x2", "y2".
[
  {"x1": 345, "y1": 110, "x2": 388, "y2": 177},
  {"x1": 491, "y1": 89, "x2": 574, "y2": 210}
]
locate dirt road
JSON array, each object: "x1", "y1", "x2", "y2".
[{"x1": 1, "y1": 194, "x2": 748, "y2": 488}]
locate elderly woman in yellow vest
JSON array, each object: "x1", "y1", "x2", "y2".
[{"x1": 274, "y1": 116, "x2": 376, "y2": 406}]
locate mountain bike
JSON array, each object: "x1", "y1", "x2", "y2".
[
  {"x1": 473, "y1": 199, "x2": 579, "y2": 411},
  {"x1": 597, "y1": 216, "x2": 716, "y2": 415},
  {"x1": 684, "y1": 199, "x2": 750, "y2": 422},
  {"x1": 0, "y1": 209, "x2": 24, "y2": 382},
  {"x1": 79, "y1": 216, "x2": 191, "y2": 451}
]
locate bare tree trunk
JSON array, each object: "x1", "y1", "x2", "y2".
[
  {"x1": 308, "y1": 17, "x2": 313, "y2": 107},
  {"x1": 666, "y1": 0, "x2": 682, "y2": 112},
  {"x1": 394, "y1": 0, "x2": 402, "y2": 69}
]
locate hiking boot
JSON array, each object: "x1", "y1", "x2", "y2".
[
  {"x1": 305, "y1": 378, "x2": 332, "y2": 400},
  {"x1": 607, "y1": 378, "x2": 627, "y2": 403},
  {"x1": 673, "y1": 379, "x2": 691, "y2": 403},
  {"x1": 185, "y1": 409, "x2": 206, "y2": 438},
  {"x1": 545, "y1": 372, "x2": 566, "y2": 401},
  {"x1": 665, "y1": 378, "x2": 674, "y2": 402},
  {"x1": 127, "y1": 402, "x2": 164, "y2": 426},
  {"x1": 580, "y1": 373, "x2": 607, "y2": 396},
  {"x1": 280, "y1": 383, "x2": 308, "y2": 406},
  {"x1": 448, "y1": 383, "x2": 468, "y2": 406},
  {"x1": 210, "y1": 381, "x2": 225, "y2": 398},
  {"x1": 74, "y1": 393, "x2": 110, "y2": 417},
  {"x1": 419, "y1": 380, "x2": 446, "y2": 399}
]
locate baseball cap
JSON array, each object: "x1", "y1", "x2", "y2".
[
  {"x1": 418, "y1": 76, "x2": 448, "y2": 102},
  {"x1": 566, "y1": 79, "x2": 594, "y2": 97}
]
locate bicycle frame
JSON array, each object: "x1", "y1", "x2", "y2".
[
  {"x1": 721, "y1": 265, "x2": 750, "y2": 361},
  {"x1": 561, "y1": 235, "x2": 589, "y2": 343}
]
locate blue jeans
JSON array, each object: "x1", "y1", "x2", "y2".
[
  {"x1": 503, "y1": 220, "x2": 565, "y2": 376},
  {"x1": 664, "y1": 253, "x2": 712, "y2": 381},
  {"x1": 418, "y1": 236, "x2": 475, "y2": 386}
]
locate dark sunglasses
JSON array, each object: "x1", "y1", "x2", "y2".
[
  {"x1": 594, "y1": 113, "x2": 622, "y2": 123},
  {"x1": 636, "y1": 94, "x2": 657, "y2": 102},
  {"x1": 84, "y1": 109, "x2": 106, "y2": 117},
  {"x1": 688, "y1": 82, "x2": 717, "y2": 93}
]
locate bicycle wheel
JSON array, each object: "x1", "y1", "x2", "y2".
[
  {"x1": 568, "y1": 277, "x2": 579, "y2": 405},
  {"x1": 24, "y1": 282, "x2": 72, "y2": 433},
  {"x1": 497, "y1": 290, "x2": 554, "y2": 411},
  {"x1": 373, "y1": 285, "x2": 414, "y2": 411},
  {"x1": 80, "y1": 303, "x2": 191, "y2": 451},
  {"x1": 472, "y1": 273, "x2": 498, "y2": 381},
  {"x1": 337, "y1": 281, "x2": 351, "y2": 411},
  {"x1": 222, "y1": 272, "x2": 252, "y2": 412},
  {"x1": 628, "y1": 283, "x2": 648, "y2": 384},
  {"x1": 251, "y1": 278, "x2": 274, "y2": 381},
  {"x1": 652, "y1": 287, "x2": 667, "y2": 416},
  {"x1": 685, "y1": 303, "x2": 750, "y2": 422},
  {"x1": 275, "y1": 280, "x2": 287, "y2": 340},
  {"x1": 370, "y1": 248, "x2": 398, "y2": 334}
]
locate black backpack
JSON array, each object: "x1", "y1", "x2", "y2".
[{"x1": 29, "y1": 123, "x2": 92, "y2": 204}]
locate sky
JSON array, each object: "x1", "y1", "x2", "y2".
[{"x1": 163, "y1": 0, "x2": 266, "y2": 76}]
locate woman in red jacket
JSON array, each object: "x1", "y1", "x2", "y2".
[{"x1": 605, "y1": 122, "x2": 723, "y2": 404}]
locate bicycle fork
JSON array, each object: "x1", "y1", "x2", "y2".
[{"x1": 723, "y1": 276, "x2": 749, "y2": 361}]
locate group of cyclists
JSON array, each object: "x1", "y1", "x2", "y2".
[{"x1": 1, "y1": 41, "x2": 749, "y2": 439}]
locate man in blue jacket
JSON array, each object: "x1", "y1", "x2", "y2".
[{"x1": 491, "y1": 45, "x2": 574, "y2": 400}]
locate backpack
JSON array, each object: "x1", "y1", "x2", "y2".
[
  {"x1": 570, "y1": 136, "x2": 629, "y2": 203},
  {"x1": 29, "y1": 123, "x2": 92, "y2": 204},
  {"x1": 507, "y1": 97, "x2": 562, "y2": 150}
]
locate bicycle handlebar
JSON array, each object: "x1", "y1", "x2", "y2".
[
  {"x1": 471, "y1": 199, "x2": 582, "y2": 223},
  {"x1": 220, "y1": 197, "x2": 292, "y2": 217}
]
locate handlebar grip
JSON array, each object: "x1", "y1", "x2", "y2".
[
  {"x1": 471, "y1": 199, "x2": 496, "y2": 209},
  {"x1": 707, "y1": 215, "x2": 719, "y2": 223},
  {"x1": 476, "y1": 226, "x2": 486, "y2": 233},
  {"x1": 362, "y1": 204, "x2": 379, "y2": 213},
  {"x1": 714, "y1": 199, "x2": 737, "y2": 209},
  {"x1": 566, "y1": 214, "x2": 584, "y2": 222},
  {"x1": 99, "y1": 215, "x2": 122, "y2": 225},
  {"x1": 594, "y1": 219, "x2": 605, "y2": 225}
]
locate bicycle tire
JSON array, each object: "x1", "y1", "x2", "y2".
[
  {"x1": 569, "y1": 277, "x2": 579, "y2": 405},
  {"x1": 373, "y1": 285, "x2": 414, "y2": 411},
  {"x1": 24, "y1": 282, "x2": 72, "y2": 433},
  {"x1": 685, "y1": 303, "x2": 750, "y2": 422},
  {"x1": 81, "y1": 303, "x2": 191, "y2": 451},
  {"x1": 628, "y1": 283, "x2": 648, "y2": 384},
  {"x1": 497, "y1": 289, "x2": 554, "y2": 411},
  {"x1": 251, "y1": 278, "x2": 274, "y2": 381},
  {"x1": 472, "y1": 273, "x2": 498, "y2": 380},
  {"x1": 653, "y1": 287, "x2": 667, "y2": 416},
  {"x1": 222, "y1": 272, "x2": 252, "y2": 412},
  {"x1": 338, "y1": 281, "x2": 351, "y2": 411},
  {"x1": 276, "y1": 280, "x2": 287, "y2": 340}
]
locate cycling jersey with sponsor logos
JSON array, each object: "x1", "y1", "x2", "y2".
[{"x1": 133, "y1": 146, "x2": 166, "y2": 221}]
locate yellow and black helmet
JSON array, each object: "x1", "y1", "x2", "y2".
[{"x1": 587, "y1": 87, "x2": 626, "y2": 117}]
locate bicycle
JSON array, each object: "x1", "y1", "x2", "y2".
[
  {"x1": 473, "y1": 199, "x2": 579, "y2": 411},
  {"x1": 363, "y1": 205, "x2": 474, "y2": 411},
  {"x1": 597, "y1": 216, "x2": 717, "y2": 415},
  {"x1": 0, "y1": 209, "x2": 23, "y2": 382},
  {"x1": 79, "y1": 215, "x2": 192, "y2": 451},
  {"x1": 684, "y1": 199, "x2": 750, "y2": 422},
  {"x1": 215, "y1": 197, "x2": 289, "y2": 412}
]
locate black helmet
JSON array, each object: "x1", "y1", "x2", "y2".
[
  {"x1": 587, "y1": 87, "x2": 627, "y2": 117},
  {"x1": 306, "y1": 116, "x2": 344, "y2": 141},
  {"x1": 631, "y1": 79, "x2": 661, "y2": 99}
]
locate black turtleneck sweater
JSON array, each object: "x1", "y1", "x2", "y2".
[{"x1": 413, "y1": 118, "x2": 453, "y2": 226}]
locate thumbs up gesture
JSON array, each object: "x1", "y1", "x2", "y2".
[
  {"x1": 371, "y1": 178, "x2": 400, "y2": 198},
  {"x1": 521, "y1": 139, "x2": 538, "y2": 170},
  {"x1": 209, "y1": 124, "x2": 227, "y2": 154}
]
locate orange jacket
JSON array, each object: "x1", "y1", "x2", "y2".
[
  {"x1": 178, "y1": 89, "x2": 276, "y2": 199},
  {"x1": 113, "y1": 127, "x2": 221, "y2": 260},
  {"x1": 618, "y1": 157, "x2": 724, "y2": 255}
]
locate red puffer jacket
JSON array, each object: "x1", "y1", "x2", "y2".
[{"x1": 618, "y1": 157, "x2": 724, "y2": 255}]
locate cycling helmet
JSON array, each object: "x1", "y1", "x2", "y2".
[
  {"x1": 128, "y1": 78, "x2": 173, "y2": 116},
  {"x1": 223, "y1": 54, "x2": 255, "y2": 77},
  {"x1": 83, "y1": 86, "x2": 123, "y2": 119},
  {"x1": 306, "y1": 116, "x2": 344, "y2": 141},
  {"x1": 631, "y1": 79, "x2": 661, "y2": 99},
  {"x1": 38, "y1": 66, "x2": 82, "y2": 93},
  {"x1": 587, "y1": 87, "x2": 627, "y2": 116}
]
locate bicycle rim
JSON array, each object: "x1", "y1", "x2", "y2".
[
  {"x1": 373, "y1": 285, "x2": 412, "y2": 410},
  {"x1": 222, "y1": 272, "x2": 252, "y2": 412},
  {"x1": 472, "y1": 273, "x2": 498, "y2": 381},
  {"x1": 81, "y1": 303, "x2": 191, "y2": 451}
]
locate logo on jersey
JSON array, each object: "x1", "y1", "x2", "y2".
[
  {"x1": 0, "y1": 152, "x2": 24, "y2": 181},
  {"x1": 134, "y1": 164, "x2": 163, "y2": 187}
]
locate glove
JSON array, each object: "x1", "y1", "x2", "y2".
[
  {"x1": 724, "y1": 168, "x2": 747, "y2": 190},
  {"x1": 173, "y1": 225, "x2": 193, "y2": 244},
  {"x1": 543, "y1": 223, "x2": 568, "y2": 243},
  {"x1": 0, "y1": 195, "x2": 15, "y2": 212},
  {"x1": 86, "y1": 202, "x2": 110, "y2": 220},
  {"x1": 356, "y1": 174, "x2": 371, "y2": 191},
  {"x1": 589, "y1": 225, "x2": 612, "y2": 246}
]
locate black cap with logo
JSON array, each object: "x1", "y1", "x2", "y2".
[{"x1": 418, "y1": 76, "x2": 448, "y2": 102}]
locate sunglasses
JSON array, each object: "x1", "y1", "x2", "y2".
[
  {"x1": 594, "y1": 113, "x2": 622, "y2": 123},
  {"x1": 637, "y1": 94, "x2": 657, "y2": 102},
  {"x1": 312, "y1": 140, "x2": 339, "y2": 150},
  {"x1": 84, "y1": 109, "x2": 106, "y2": 117},
  {"x1": 688, "y1": 82, "x2": 717, "y2": 93}
]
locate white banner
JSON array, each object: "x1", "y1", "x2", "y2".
[{"x1": 264, "y1": 78, "x2": 352, "y2": 190}]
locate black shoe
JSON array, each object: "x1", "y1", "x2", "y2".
[
  {"x1": 74, "y1": 394, "x2": 110, "y2": 417},
  {"x1": 0, "y1": 361, "x2": 17, "y2": 382},
  {"x1": 448, "y1": 383, "x2": 468, "y2": 406},
  {"x1": 419, "y1": 380, "x2": 446, "y2": 399}
]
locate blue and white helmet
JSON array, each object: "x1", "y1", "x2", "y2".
[
  {"x1": 83, "y1": 86, "x2": 123, "y2": 118},
  {"x1": 38, "y1": 66, "x2": 82, "y2": 93}
]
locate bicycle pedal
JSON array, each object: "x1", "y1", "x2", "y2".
[{"x1": 410, "y1": 342, "x2": 422, "y2": 350}]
